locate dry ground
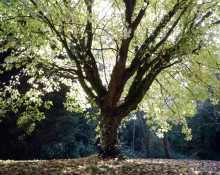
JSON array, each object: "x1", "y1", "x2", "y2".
[{"x1": 0, "y1": 155, "x2": 220, "y2": 175}]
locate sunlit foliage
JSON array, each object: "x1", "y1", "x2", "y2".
[{"x1": 0, "y1": 0, "x2": 220, "y2": 157}]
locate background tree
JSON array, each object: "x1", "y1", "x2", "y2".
[
  {"x1": 0, "y1": 0, "x2": 220, "y2": 158},
  {"x1": 188, "y1": 100, "x2": 220, "y2": 160},
  {"x1": 0, "y1": 81, "x2": 98, "y2": 160},
  {"x1": 0, "y1": 49, "x2": 97, "y2": 160}
]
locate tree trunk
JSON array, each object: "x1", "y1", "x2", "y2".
[
  {"x1": 132, "y1": 119, "x2": 135, "y2": 151},
  {"x1": 99, "y1": 114, "x2": 121, "y2": 158},
  {"x1": 162, "y1": 132, "x2": 171, "y2": 159},
  {"x1": 138, "y1": 111, "x2": 151, "y2": 158}
]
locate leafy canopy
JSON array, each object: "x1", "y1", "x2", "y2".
[{"x1": 0, "y1": 0, "x2": 220, "y2": 138}]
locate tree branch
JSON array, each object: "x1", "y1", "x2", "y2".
[
  {"x1": 82, "y1": 0, "x2": 108, "y2": 98},
  {"x1": 114, "y1": 60, "x2": 164, "y2": 117},
  {"x1": 195, "y1": 11, "x2": 213, "y2": 28},
  {"x1": 151, "y1": 5, "x2": 189, "y2": 53},
  {"x1": 84, "y1": 0, "x2": 93, "y2": 49},
  {"x1": 213, "y1": 20, "x2": 220, "y2": 25},
  {"x1": 123, "y1": 0, "x2": 137, "y2": 25},
  {"x1": 128, "y1": 0, "x2": 188, "y2": 76},
  {"x1": 30, "y1": 0, "x2": 107, "y2": 100},
  {"x1": 155, "y1": 79, "x2": 176, "y2": 114},
  {"x1": 104, "y1": 1, "x2": 149, "y2": 109}
]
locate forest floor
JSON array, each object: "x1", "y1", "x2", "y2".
[{"x1": 0, "y1": 155, "x2": 219, "y2": 175}]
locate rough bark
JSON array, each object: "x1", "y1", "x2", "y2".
[{"x1": 99, "y1": 113, "x2": 122, "y2": 158}]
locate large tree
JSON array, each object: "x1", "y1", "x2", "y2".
[{"x1": 0, "y1": 0, "x2": 220, "y2": 158}]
